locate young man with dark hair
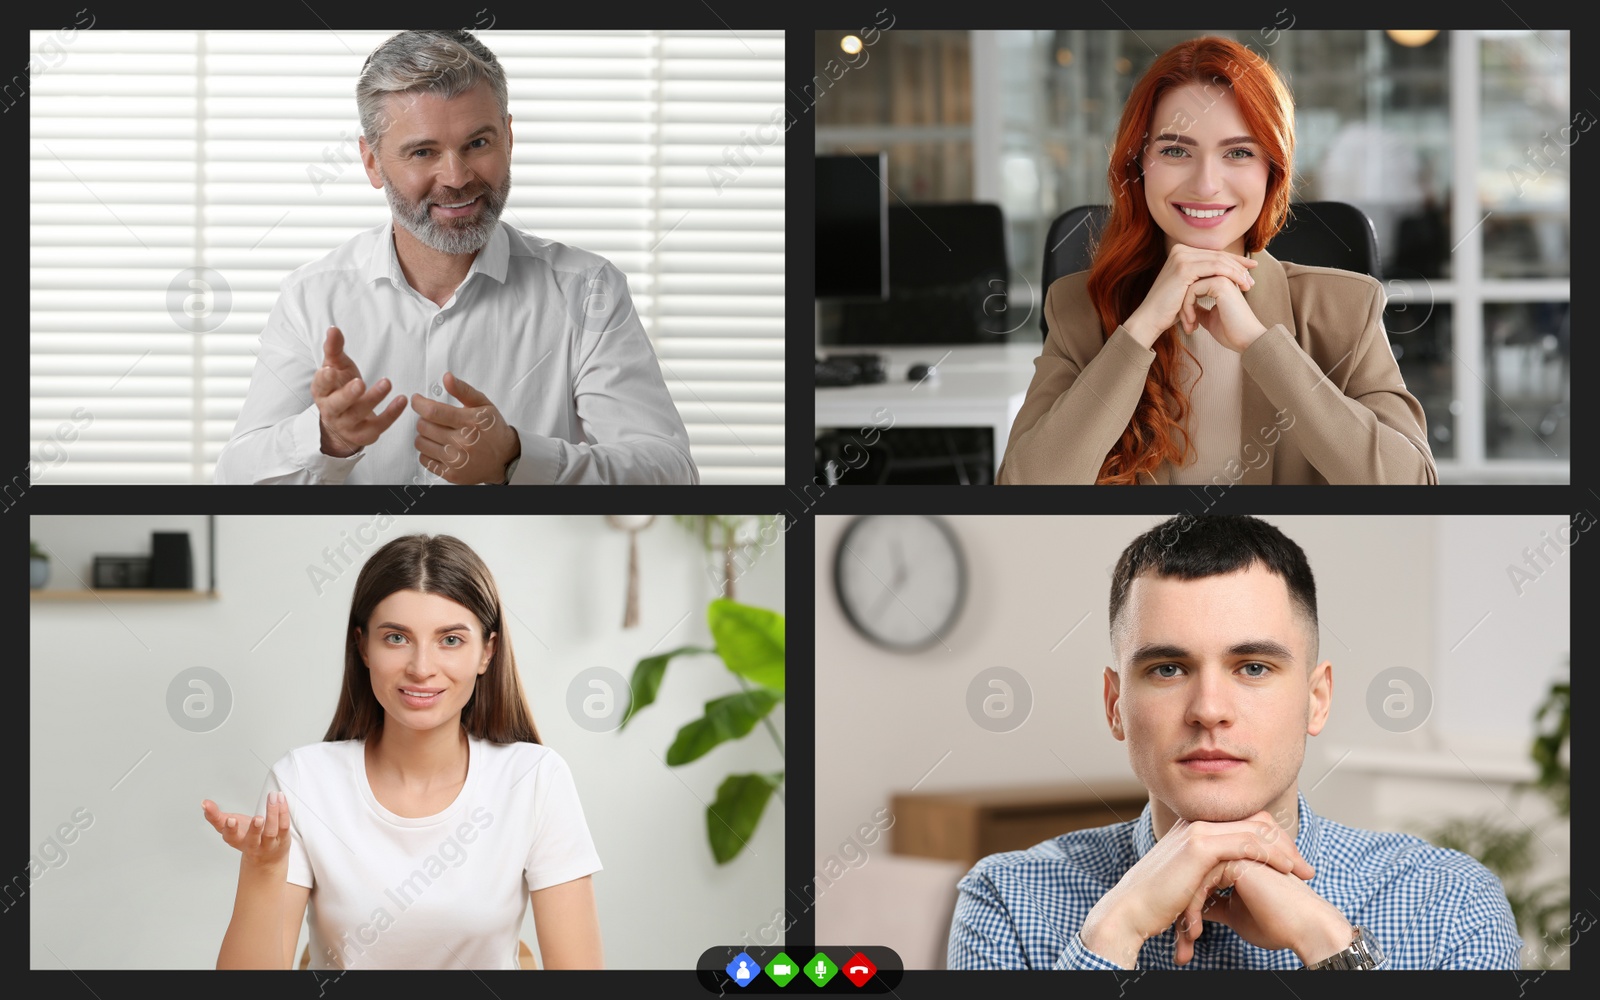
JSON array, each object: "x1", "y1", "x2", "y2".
[{"x1": 948, "y1": 514, "x2": 1521, "y2": 970}]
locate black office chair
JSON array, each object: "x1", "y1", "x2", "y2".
[{"x1": 1038, "y1": 201, "x2": 1382, "y2": 338}]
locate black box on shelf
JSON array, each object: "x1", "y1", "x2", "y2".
[
  {"x1": 93, "y1": 556, "x2": 152, "y2": 589},
  {"x1": 150, "y1": 532, "x2": 194, "y2": 589}
]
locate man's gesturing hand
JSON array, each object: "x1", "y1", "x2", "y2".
[
  {"x1": 410, "y1": 372, "x2": 521, "y2": 484},
  {"x1": 1178, "y1": 859, "x2": 1354, "y2": 966},
  {"x1": 312, "y1": 326, "x2": 406, "y2": 457},
  {"x1": 1076, "y1": 810, "x2": 1315, "y2": 968}
]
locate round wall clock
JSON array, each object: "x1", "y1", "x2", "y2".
[{"x1": 833, "y1": 515, "x2": 967, "y2": 651}]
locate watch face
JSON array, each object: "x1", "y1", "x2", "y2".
[
  {"x1": 1313, "y1": 926, "x2": 1380, "y2": 969},
  {"x1": 1352, "y1": 926, "x2": 1382, "y2": 968},
  {"x1": 833, "y1": 515, "x2": 966, "y2": 651}
]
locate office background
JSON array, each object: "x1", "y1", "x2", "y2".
[
  {"x1": 814, "y1": 30, "x2": 1570, "y2": 484},
  {"x1": 29, "y1": 29, "x2": 785, "y2": 485},
  {"x1": 28, "y1": 514, "x2": 786, "y2": 968},
  {"x1": 814, "y1": 514, "x2": 1571, "y2": 968}
]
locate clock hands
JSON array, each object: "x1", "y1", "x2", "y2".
[
  {"x1": 869, "y1": 535, "x2": 909, "y2": 621},
  {"x1": 869, "y1": 583, "x2": 897, "y2": 620}
]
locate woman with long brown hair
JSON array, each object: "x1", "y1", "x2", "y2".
[
  {"x1": 201, "y1": 534, "x2": 604, "y2": 969},
  {"x1": 998, "y1": 36, "x2": 1435, "y2": 485}
]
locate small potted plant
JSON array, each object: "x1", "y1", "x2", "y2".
[{"x1": 30, "y1": 540, "x2": 50, "y2": 589}]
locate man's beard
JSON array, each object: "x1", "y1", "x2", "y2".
[{"x1": 380, "y1": 166, "x2": 512, "y2": 255}]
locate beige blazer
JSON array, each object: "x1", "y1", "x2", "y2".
[{"x1": 996, "y1": 249, "x2": 1437, "y2": 485}]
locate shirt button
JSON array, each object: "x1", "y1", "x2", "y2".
[
  {"x1": 434, "y1": 315, "x2": 444, "y2": 325},
  {"x1": 431, "y1": 383, "x2": 443, "y2": 397}
]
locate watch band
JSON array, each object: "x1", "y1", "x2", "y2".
[
  {"x1": 1306, "y1": 925, "x2": 1384, "y2": 970},
  {"x1": 500, "y1": 454, "x2": 520, "y2": 485}
]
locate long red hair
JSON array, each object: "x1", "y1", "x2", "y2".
[{"x1": 1085, "y1": 36, "x2": 1296, "y2": 484}]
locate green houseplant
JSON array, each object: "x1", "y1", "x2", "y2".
[
  {"x1": 30, "y1": 540, "x2": 50, "y2": 589},
  {"x1": 620, "y1": 597, "x2": 784, "y2": 864}
]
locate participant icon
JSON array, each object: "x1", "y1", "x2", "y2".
[{"x1": 725, "y1": 951, "x2": 762, "y2": 987}]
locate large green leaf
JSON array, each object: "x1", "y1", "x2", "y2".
[
  {"x1": 618, "y1": 645, "x2": 711, "y2": 730},
  {"x1": 665, "y1": 689, "x2": 782, "y2": 765},
  {"x1": 708, "y1": 599, "x2": 785, "y2": 693},
  {"x1": 707, "y1": 771, "x2": 784, "y2": 864}
]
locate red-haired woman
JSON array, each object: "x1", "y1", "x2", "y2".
[{"x1": 998, "y1": 36, "x2": 1435, "y2": 485}]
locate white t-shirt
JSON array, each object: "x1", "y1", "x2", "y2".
[{"x1": 254, "y1": 734, "x2": 602, "y2": 970}]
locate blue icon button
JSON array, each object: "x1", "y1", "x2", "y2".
[{"x1": 725, "y1": 951, "x2": 762, "y2": 987}]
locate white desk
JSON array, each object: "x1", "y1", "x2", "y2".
[{"x1": 813, "y1": 343, "x2": 1040, "y2": 479}]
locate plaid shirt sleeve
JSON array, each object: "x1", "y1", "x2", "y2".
[
  {"x1": 948, "y1": 864, "x2": 1128, "y2": 970},
  {"x1": 1432, "y1": 872, "x2": 1524, "y2": 969},
  {"x1": 948, "y1": 870, "x2": 1030, "y2": 970}
]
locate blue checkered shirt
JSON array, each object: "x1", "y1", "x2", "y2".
[{"x1": 948, "y1": 792, "x2": 1522, "y2": 969}]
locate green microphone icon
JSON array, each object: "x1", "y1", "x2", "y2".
[{"x1": 803, "y1": 952, "x2": 838, "y2": 986}]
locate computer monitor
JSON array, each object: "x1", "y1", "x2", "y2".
[
  {"x1": 825, "y1": 202, "x2": 1009, "y2": 346},
  {"x1": 816, "y1": 152, "x2": 889, "y2": 300}
]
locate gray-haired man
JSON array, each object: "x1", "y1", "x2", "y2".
[{"x1": 216, "y1": 30, "x2": 698, "y2": 485}]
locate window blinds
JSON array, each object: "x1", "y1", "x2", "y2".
[{"x1": 29, "y1": 29, "x2": 785, "y2": 485}]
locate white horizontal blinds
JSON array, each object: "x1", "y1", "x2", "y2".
[
  {"x1": 654, "y1": 30, "x2": 786, "y2": 484},
  {"x1": 30, "y1": 31, "x2": 202, "y2": 483},
  {"x1": 200, "y1": 30, "x2": 402, "y2": 483},
  {"x1": 29, "y1": 29, "x2": 786, "y2": 485}
]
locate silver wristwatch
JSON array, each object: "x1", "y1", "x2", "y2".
[{"x1": 1305, "y1": 925, "x2": 1384, "y2": 969}]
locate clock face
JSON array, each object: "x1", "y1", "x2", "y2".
[{"x1": 834, "y1": 515, "x2": 966, "y2": 651}]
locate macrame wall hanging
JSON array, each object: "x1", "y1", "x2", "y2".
[{"x1": 605, "y1": 515, "x2": 656, "y2": 628}]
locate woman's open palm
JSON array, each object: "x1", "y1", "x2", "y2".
[{"x1": 202, "y1": 792, "x2": 291, "y2": 870}]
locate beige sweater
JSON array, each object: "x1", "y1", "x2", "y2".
[{"x1": 1167, "y1": 323, "x2": 1244, "y2": 485}]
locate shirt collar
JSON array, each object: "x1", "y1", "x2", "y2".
[
  {"x1": 362, "y1": 218, "x2": 512, "y2": 291},
  {"x1": 1131, "y1": 790, "x2": 1323, "y2": 870},
  {"x1": 469, "y1": 219, "x2": 511, "y2": 284}
]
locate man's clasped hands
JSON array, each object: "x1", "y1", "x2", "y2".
[
  {"x1": 312, "y1": 326, "x2": 521, "y2": 484},
  {"x1": 1077, "y1": 809, "x2": 1356, "y2": 969}
]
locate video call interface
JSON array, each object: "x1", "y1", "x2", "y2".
[{"x1": 21, "y1": 4, "x2": 1580, "y2": 998}]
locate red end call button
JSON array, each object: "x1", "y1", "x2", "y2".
[{"x1": 840, "y1": 952, "x2": 877, "y2": 987}]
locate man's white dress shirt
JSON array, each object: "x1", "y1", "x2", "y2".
[{"x1": 214, "y1": 220, "x2": 698, "y2": 485}]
